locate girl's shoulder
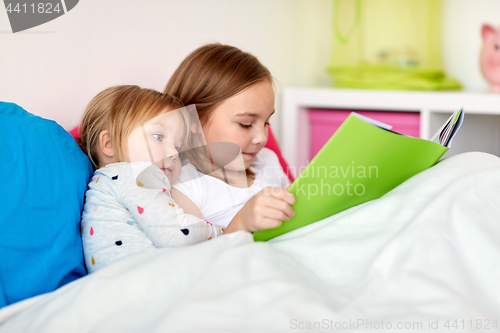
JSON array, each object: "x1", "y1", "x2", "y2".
[
  {"x1": 91, "y1": 161, "x2": 169, "y2": 190},
  {"x1": 93, "y1": 162, "x2": 127, "y2": 176},
  {"x1": 94, "y1": 161, "x2": 156, "y2": 176},
  {"x1": 89, "y1": 163, "x2": 130, "y2": 188}
]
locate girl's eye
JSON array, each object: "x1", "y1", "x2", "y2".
[
  {"x1": 239, "y1": 123, "x2": 252, "y2": 129},
  {"x1": 175, "y1": 146, "x2": 181, "y2": 152},
  {"x1": 152, "y1": 134, "x2": 163, "y2": 142},
  {"x1": 495, "y1": 44, "x2": 499, "y2": 51}
]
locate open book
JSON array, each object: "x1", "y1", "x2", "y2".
[{"x1": 253, "y1": 108, "x2": 464, "y2": 241}]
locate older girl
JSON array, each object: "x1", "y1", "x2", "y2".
[{"x1": 165, "y1": 44, "x2": 296, "y2": 234}]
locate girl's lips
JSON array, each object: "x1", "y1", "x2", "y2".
[
  {"x1": 161, "y1": 167, "x2": 174, "y2": 175},
  {"x1": 243, "y1": 152, "x2": 256, "y2": 158}
]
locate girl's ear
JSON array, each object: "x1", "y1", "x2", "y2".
[{"x1": 99, "y1": 130, "x2": 114, "y2": 158}]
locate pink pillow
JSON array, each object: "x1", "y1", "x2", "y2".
[
  {"x1": 69, "y1": 126, "x2": 80, "y2": 141},
  {"x1": 68, "y1": 125, "x2": 294, "y2": 182},
  {"x1": 265, "y1": 125, "x2": 294, "y2": 182}
]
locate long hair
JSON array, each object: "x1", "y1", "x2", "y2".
[
  {"x1": 78, "y1": 85, "x2": 185, "y2": 170},
  {"x1": 164, "y1": 43, "x2": 273, "y2": 179}
]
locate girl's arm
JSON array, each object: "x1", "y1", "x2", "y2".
[
  {"x1": 82, "y1": 169, "x2": 158, "y2": 273},
  {"x1": 172, "y1": 150, "x2": 296, "y2": 234},
  {"x1": 117, "y1": 163, "x2": 223, "y2": 247},
  {"x1": 225, "y1": 149, "x2": 296, "y2": 233},
  {"x1": 123, "y1": 187, "x2": 223, "y2": 247},
  {"x1": 173, "y1": 183, "x2": 295, "y2": 234},
  {"x1": 223, "y1": 187, "x2": 296, "y2": 234},
  {"x1": 171, "y1": 188, "x2": 205, "y2": 220}
]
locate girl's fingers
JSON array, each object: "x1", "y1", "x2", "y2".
[
  {"x1": 259, "y1": 217, "x2": 283, "y2": 230},
  {"x1": 261, "y1": 197, "x2": 295, "y2": 220},
  {"x1": 235, "y1": 188, "x2": 296, "y2": 233},
  {"x1": 262, "y1": 187, "x2": 296, "y2": 205},
  {"x1": 260, "y1": 204, "x2": 288, "y2": 221},
  {"x1": 283, "y1": 204, "x2": 295, "y2": 219}
]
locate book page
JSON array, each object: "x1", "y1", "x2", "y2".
[
  {"x1": 430, "y1": 108, "x2": 464, "y2": 148},
  {"x1": 352, "y1": 112, "x2": 393, "y2": 131}
]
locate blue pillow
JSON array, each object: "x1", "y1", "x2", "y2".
[{"x1": 0, "y1": 102, "x2": 92, "y2": 308}]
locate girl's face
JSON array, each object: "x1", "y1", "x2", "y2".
[
  {"x1": 127, "y1": 109, "x2": 185, "y2": 184},
  {"x1": 202, "y1": 80, "x2": 274, "y2": 170}
]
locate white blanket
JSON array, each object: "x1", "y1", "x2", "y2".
[{"x1": 1, "y1": 152, "x2": 500, "y2": 333}]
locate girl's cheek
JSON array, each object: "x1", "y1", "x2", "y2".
[
  {"x1": 147, "y1": 146, "x2": 158, "y2": 161},
  {"x1": 236, "y1": 133, "x2": 254, "y2": 151},
  {"x1": 171, "y1": 160, "x2": 182, "y2": 184}
]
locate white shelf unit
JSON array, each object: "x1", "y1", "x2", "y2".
[{"x1": 281, "y1": 87, "x2": 500, "y2": 174}]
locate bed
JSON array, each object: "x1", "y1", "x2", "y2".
[
  {"x1": 1, "y1": 145, "x2": 500, "y2": 331},
  {"x1": 1, "y1": 101, "x2": 500, "y2": 332}
]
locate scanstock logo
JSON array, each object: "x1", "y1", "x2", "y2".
[{"x1": 3, "y1": 0, "x2": 79, "y2": 33}]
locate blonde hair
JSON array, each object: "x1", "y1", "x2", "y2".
[
  {"x1": 164, "y1": 43, "x2": 273, "y2": 178},
  {"x1": 78, "y1": 85, "x2": 186, "y2": 170}
]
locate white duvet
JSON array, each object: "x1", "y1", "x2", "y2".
[{"x1": 1, "y1": 152, "x2": 500, "y2": 333}]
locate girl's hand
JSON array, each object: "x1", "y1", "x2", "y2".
[{"x1": 224, "y1": 187, "x2": 296, "y2": 234}]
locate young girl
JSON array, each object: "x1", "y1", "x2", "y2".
[
  {"x1": 78, "y1": 85, "x2": 229, "y2": 273},
  {"x1": 165, "y1": 43, "x2": 296, "y2": 233}
]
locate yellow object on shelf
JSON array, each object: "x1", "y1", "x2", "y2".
[{"x1": 328, "y1": 0, "x2": 461, "y2": 90}]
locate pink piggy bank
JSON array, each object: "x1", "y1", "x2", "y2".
[{"x1": 481, "y1": 24, "x2": 500, "y2": 93}]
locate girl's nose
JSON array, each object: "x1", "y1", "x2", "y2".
[
  {"x1": 252, "y1": 126, "x2": 267, "y2": 145},
  {"x1": 164, "y1": 145, "x2": 179, "y2": 160}
]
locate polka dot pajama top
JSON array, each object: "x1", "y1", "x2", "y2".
[{"x1": 81, "y1": 161, "x2": 224, "y2": 273}]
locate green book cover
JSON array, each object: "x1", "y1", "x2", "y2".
[{"x1": 253, "y1": 112, "x2": 458, "y2": 242}]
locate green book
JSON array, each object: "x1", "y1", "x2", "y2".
[{"x1": 253, "y1": 109, "x2": 464, "y2": 242}]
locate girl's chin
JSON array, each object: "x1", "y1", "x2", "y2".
[{"x1": 244, "y1": 161, "x2": 253, "y2": 170}]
